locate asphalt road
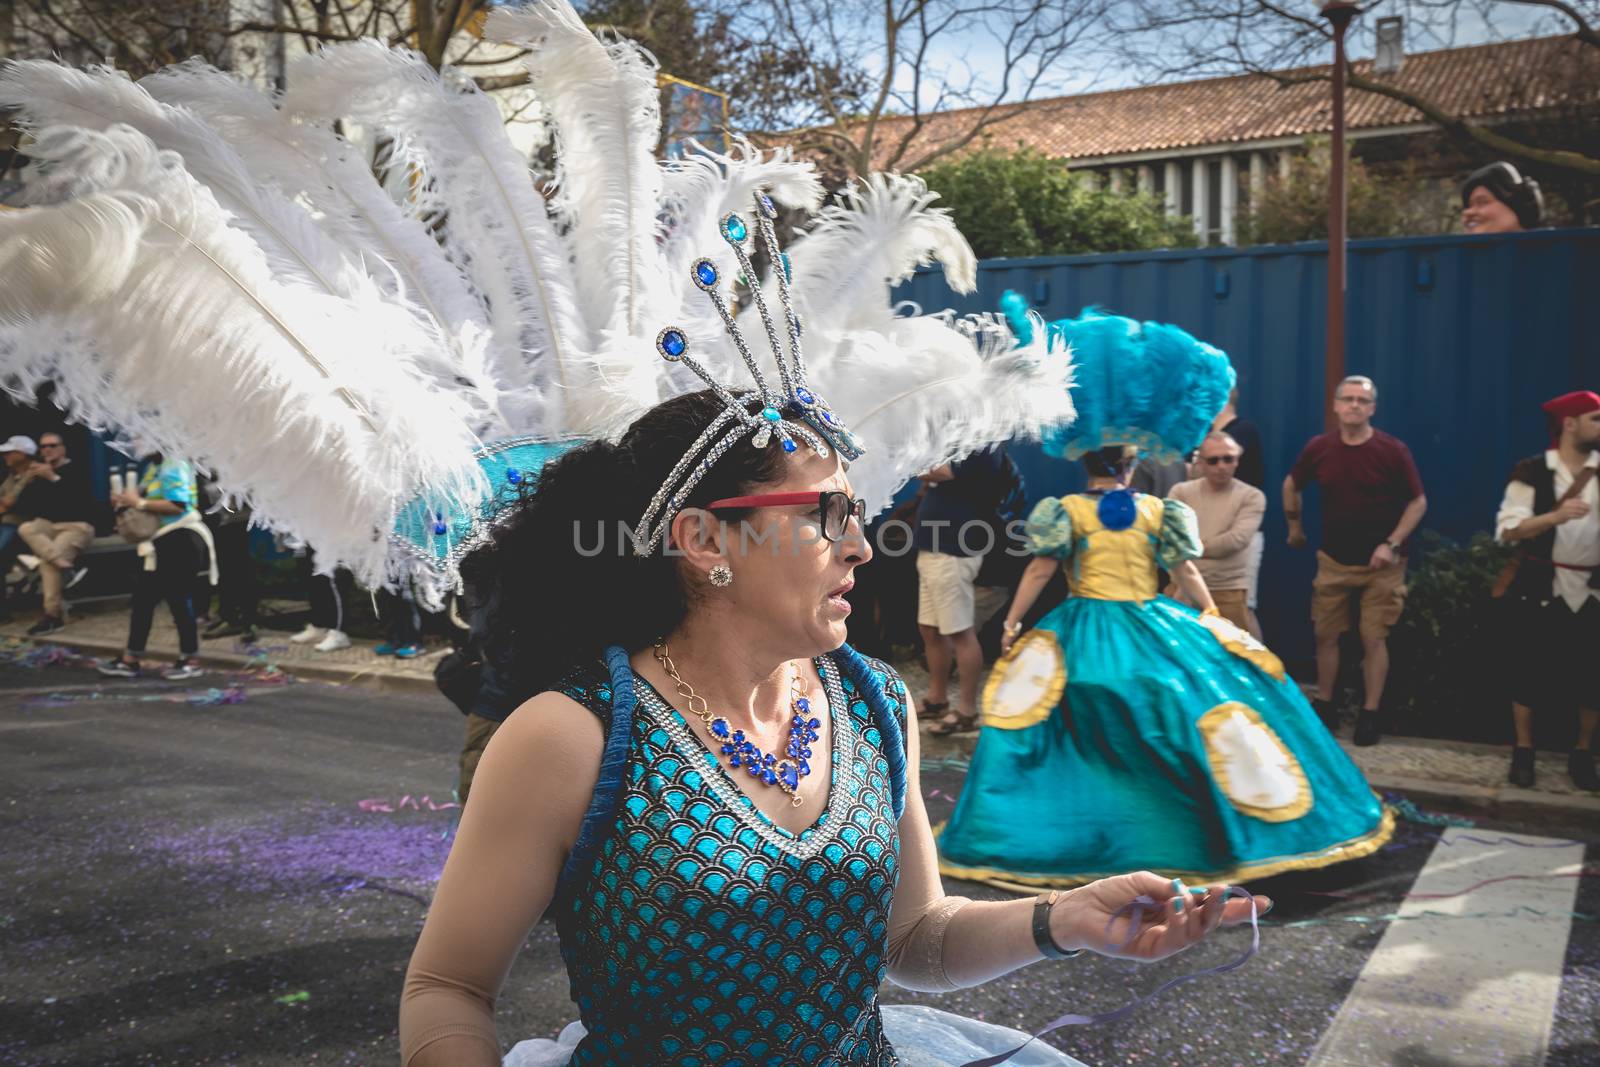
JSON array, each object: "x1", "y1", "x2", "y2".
[{"x1": 0, "y1": 659, "x2": 1595, "y2": 1066}]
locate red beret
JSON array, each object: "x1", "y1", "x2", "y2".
[{"x1": 1541, "y1": 391, "x2": 1600, "y2": 420}]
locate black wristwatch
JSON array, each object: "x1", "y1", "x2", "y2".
[
  {"x1": 1032, "y1": 891, "x2": 1081, "y2": 959},
  {"x1": 1385, "y1": 540, "x2": 1402, "y2": 553}
]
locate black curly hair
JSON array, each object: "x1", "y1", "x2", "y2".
[
  {"x1": 1082, "y1": 445, "x2": 1138, "y2": 481},
  {"x1": 460, "y1": 389, "x2": 801, "y2": 698}
]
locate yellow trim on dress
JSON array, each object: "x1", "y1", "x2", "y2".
[
  {"x1": 934, "y1": 805, "x2": 1396, "y2": 892},
  {"x1": 981, "y1": 630, "x2": 1066, "y2": 730},
  {"x1": 1194, "y1": 612, "x2": 1287, "y2": 681},
  {"x1": 1196, "y1": 702, "x2": 1313, "y2": 822}
]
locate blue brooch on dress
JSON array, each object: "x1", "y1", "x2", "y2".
[
  {"x1": 1096, "y1": 488, "x2": 1138, "y2": 531},
  {"x1": 708, "y1": 674, "x2": 820, "y2": 806},
  {"x1": 633, "y1": 192, "x2": 865, "y2": 555}
]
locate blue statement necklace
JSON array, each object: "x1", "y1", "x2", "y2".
[{"x1": 653, "y1": 643, "x2": 821, "y2": 807}]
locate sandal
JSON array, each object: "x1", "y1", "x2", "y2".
[{"x1": 927, "y1": 708, "x2": 980, "y2": 736}]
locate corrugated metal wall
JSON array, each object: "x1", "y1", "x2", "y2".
[{"x1": 895, "y1": 227, "x2": 1600, "y2": 663}]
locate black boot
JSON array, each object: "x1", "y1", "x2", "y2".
[
  {"x1": 1352, "y1": 710, "x2": 1382, "y2": 747},
  {"x1": 1568, "y1": 749, "x2": 1599, "y2": 791},
  {"x1": 1509, "y1": 746, "x2": 1536, "y2": 788},
  {"x1": 1312, "y1": 698, "x2": 1339, "y2": 734}
]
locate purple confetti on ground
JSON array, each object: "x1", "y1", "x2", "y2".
[{"x1": 145, "y1": 818, "x2": 451, "y2": 887}]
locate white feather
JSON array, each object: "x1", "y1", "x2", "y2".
[
  {"x1": 138, "y1": 61, "x2": 514, "y2": 436},
  {"x1": 787, "y1": 172, "x2": 976, "y2": 334},
  {"x1": 0, "y1": 124, "x2": 487, "y2": 584},
  {"x1": 811, "y1": 312, "x2": 1075, "y2": 518},
  {"x1": 486, "y1": 0, "x2": 671, "y2": 344},
  {"x1": 282, "y1": 41, "x2": 587, "y2": 429}
]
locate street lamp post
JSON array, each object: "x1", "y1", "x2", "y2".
[{"x1": 1321, "y1": 1, "x2": 1360, "y2": 433}]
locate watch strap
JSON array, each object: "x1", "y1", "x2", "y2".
[{"x1": 1032, "y1": 891, "x2": 1080, "y2": 959}]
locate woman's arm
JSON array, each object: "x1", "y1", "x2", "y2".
[
  {"x1": 1000, "y1": 556, "x2": 1059, "y2": 652},
  {"x1": 885, "y1": 692, "x2": 1264, "y2": 990},
  {"x1": 399, "y1": 692, "x2": 603, "y2": 1066},
  {"x1": 1170, "y1": 559, "x2": 1217, "y2": 614}
]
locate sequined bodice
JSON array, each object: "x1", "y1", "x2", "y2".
[{"x1": 552, "y1": 653, "x2": 906, "y2": 1066}]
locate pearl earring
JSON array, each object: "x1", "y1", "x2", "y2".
[{"x1": 708, "y1": 564, "x2": 733, "y2": 587}]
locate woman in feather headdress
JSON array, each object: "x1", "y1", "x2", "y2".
[
  {"x1": 0, "y1": 4, "x2": 1270, "y2": 1064},
  {"x1": 936, "y1": 299, "x2": 1393, "y2": 893}
]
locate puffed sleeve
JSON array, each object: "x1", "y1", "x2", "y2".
[
  {"x1": 1024, "y1": 497, "x2": 1074, "y2": 559},
  {"x1": 1156, "y1": 498, "x2": 1203, "y2": 569}
]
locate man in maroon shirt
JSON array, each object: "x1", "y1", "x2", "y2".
[{"x1": 1284, "y1": 375, "x2": 1428, "y2": 747}]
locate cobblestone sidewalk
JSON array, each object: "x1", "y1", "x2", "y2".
[{"x1": 0, "y1": 600, "x2": 443, "y2": 689}]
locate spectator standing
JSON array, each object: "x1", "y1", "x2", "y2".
[
  {"x1": 1128, "y1": 455, "x2": 1189, "y2": 498},
  {"x1": 16, "y1": 431, "x2": 97, "y2": 634},
  {"x1": 1212, "y1": 388, "x2": 1266, "y2": 626},
  {"x1": 98, "y1": 453, "x2": 213, "y2": 680},
  {"x1": 377, "y1": 585, "x2": 424, "y2": 659},
  {"x1": 291, "y1": 547, "x2": 354, "y2": 652},
  {"x1": 1494, "y1": 391, "x2": 1600, "y2": 791},
  {"x1": 1168, "y1": 432, "x2": 1266, "y2": 635},
  {"x1": 198, "y1": 477, "x2": 259, "y2": 642},
  {"x1": 1461, "y1": 162, "x2": 1543, "y2": 235},
  {"x1": 916, "y1": 447, "x2": 1009, "y2": 736},
  {"x1": 1285, "y1": 375, "x2": 1427, "y2": 746}
]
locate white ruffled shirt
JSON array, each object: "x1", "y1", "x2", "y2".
[{"x1": 1495, "y1": 449, "x2": 1600, "y2": 611}]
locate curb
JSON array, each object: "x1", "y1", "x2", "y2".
[
  {"x1": 20, "y1": 630, "x2": 442, "y2": 694},
  {"x1": 1354, "y1": 770, "x2": 1600, "y2": 829}
]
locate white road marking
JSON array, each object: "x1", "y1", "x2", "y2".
[{"x1": 1307, "y1": 830, "x2": 1584, "y2": 1067}]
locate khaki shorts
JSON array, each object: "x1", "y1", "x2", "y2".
[
  {"x1": 1166, "y1": 584, "x2": 1252, "y2": 634},
  {"x1": 917, "y1": 551, "x2": 983, "y2": 635},
  {"x1": 458, "y1": 713, "x2": 502, "y2": 807},
  {"x1": 1311, "y1": 551, "x2": 1407, "y2": 641}
]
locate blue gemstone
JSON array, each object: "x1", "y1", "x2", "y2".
[
  {"x1": 798, "y1": 759, "x2": 811, "y2": 777},
  {"x1": 808, "y1": 717, "x2": 821, "y2": 729},
  {"x1": 723, "y1": 213, "x2": 748, "y2": 242},
  {"x1": 431, "y1": 522, "x2": 449, "y2": 536},
  {"x1": 780, "y1": 765, "x2": 799, "y2": 789},
  {"x1": 730, "y1": 754, "x2": 741, "y2": 767},
  {"x1": 763, "y1": 769, "x2": 778, "y2": 785},
  {"x1": 780, "y1": 252, "x2": 792, "y2": 282},
  {"x1": 505, "y1": 468, "x2": 522, "y2": 484},
  {"x1": 781, "y1": 439, "x2": 797, "y2": 453},
  {"x1": 721, "y1": 743, "x2": 736, "y2": 755},
  {"x1": 795, "y1": 388, "x2": 815, "y2": 406},
  {"x1": 799, "y1": 747, "x2": 811, "y2": 760},
  {"x1": 658, "y1": 329, "x2": 687, "y2": 360},
  {"x1": 758, "y1": 193, "x2": 777, "y2": 218},
  {"x1": 822, "y1": 411, "x2": 837, "y2": 424},
  {"x1": 795, "y1": 698, "x2": 810, "y2": 712},
  {"x1": 761, "y1": 407, "x2": 781, "y2": 422},
  {"x1": 732, "y1": 729, "x2": 745, "y2": 743},
  {"x1": 763, "y1": 753, "x2": 776, "y2": 766},
  {"x1": 748, "y1": 762, "x2": 763, "y2": 777},
  {"x1": 694, "y1": 260, "x2": 718, "y2": 288},
  {"x1": 710, "y1": 718, "x2": 730, "y2": 739}
]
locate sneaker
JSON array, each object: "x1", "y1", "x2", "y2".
[
  {"x1": 63, "y1": 565, "x2": 88, "y2": 589},
  {"x1": 162, "y1": 657, "x2": 204, "y2": 681},
  {"x1": 97, "y1": 656, "x2": 142, "y2": 679},
  {"x1": 1352, "y1": 710, "x2": 1382, "y2": 747},
  {"x1": 1569, "y1": 749, "x2": 1599, "y2": 791},
  {"x1": 26, "y1": 615, "x2": 64, "y2": 636},
  {"x1": 393, "y1": 644, "x2": 422, "y2": 660},
  {"x1": 1509, "y1": 746, "x2": 1537, "y2": 788},
  {"x1": 204, "y1": 619, "x2": 247, "y2": 639},
  {"x1": 313, "y1": 629, "x2": 352, "y2": 653},
  {"x1": 289, "y1": 624, "x2": 324, "y2": 644},
  {"x1": 373, "y1": 642, "x2": 397, "y2": 656}
]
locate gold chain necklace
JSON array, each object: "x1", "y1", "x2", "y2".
[{"x1": 652, "y1": 642, "x2": 817, "y2": 807}]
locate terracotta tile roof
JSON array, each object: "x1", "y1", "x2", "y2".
[{"x1": 803, "y1": 35, "x2": 1595, "y2": 168}]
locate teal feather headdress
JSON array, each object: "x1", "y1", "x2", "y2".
[{"x1": 1002, "y1": 294, "x2": 1234, "y2": 463}]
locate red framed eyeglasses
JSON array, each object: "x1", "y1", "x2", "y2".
[{"x1": 704, "y1": 491, "x2": 867, "y2": 542}]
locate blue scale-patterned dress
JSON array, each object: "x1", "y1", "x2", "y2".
[{"x1": 539, "y1": 651, "x2": 907, "y2": 1066}]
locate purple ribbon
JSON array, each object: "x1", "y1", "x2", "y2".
[{"x1": 956, "y1": 888, "x2": 1261, "y2": 1067}]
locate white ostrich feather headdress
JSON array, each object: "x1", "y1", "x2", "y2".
[{"x1": 0, "y1": 0, "x2": 1074, "y2": 604}]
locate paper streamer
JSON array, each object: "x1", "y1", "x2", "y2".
[
  {"x1": 958, "y1": 888, "x2": 1262, "y2": 1067},
  {"x1": 357, "y1": 794, "x2": 460, "y2": 813}
]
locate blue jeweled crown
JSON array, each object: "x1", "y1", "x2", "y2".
[{"x1": 632, "y1": 191, "x2": 865, "y2": 555}]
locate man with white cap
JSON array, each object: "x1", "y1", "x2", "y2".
[
  {"x1": 1496, "y1": 390, "x2": 1600, "y2": 790},
  {"x1": 0, "y1": 435, "x2": 41, "y2": 606}
]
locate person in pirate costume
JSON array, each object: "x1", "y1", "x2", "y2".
[
  {"x1": 1495, "y1": 390, "x2": 1600, "y2": 791},
  {"x1": 936, "y1": 298, "x2": 1393, "y2": 893}
]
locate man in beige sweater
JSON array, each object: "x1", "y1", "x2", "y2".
[{"x1": 1168, "y1": 432, "x2": 1267, "y2": 636}]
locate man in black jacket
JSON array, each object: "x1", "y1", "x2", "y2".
[
  {"x1": 1495, "y1": 391, "x2": 1600, "y2": 790},
  {"x1": 17, "y1": 432, "x2": 98, "y2": 634}
]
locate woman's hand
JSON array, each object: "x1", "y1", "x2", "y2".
[
  {"x1": 1000, "y1": 620, "x2": 1022, "y2": 655},
  {"x1": 1050, "y1": 871, "x2": 1269, "y2": 963}
]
